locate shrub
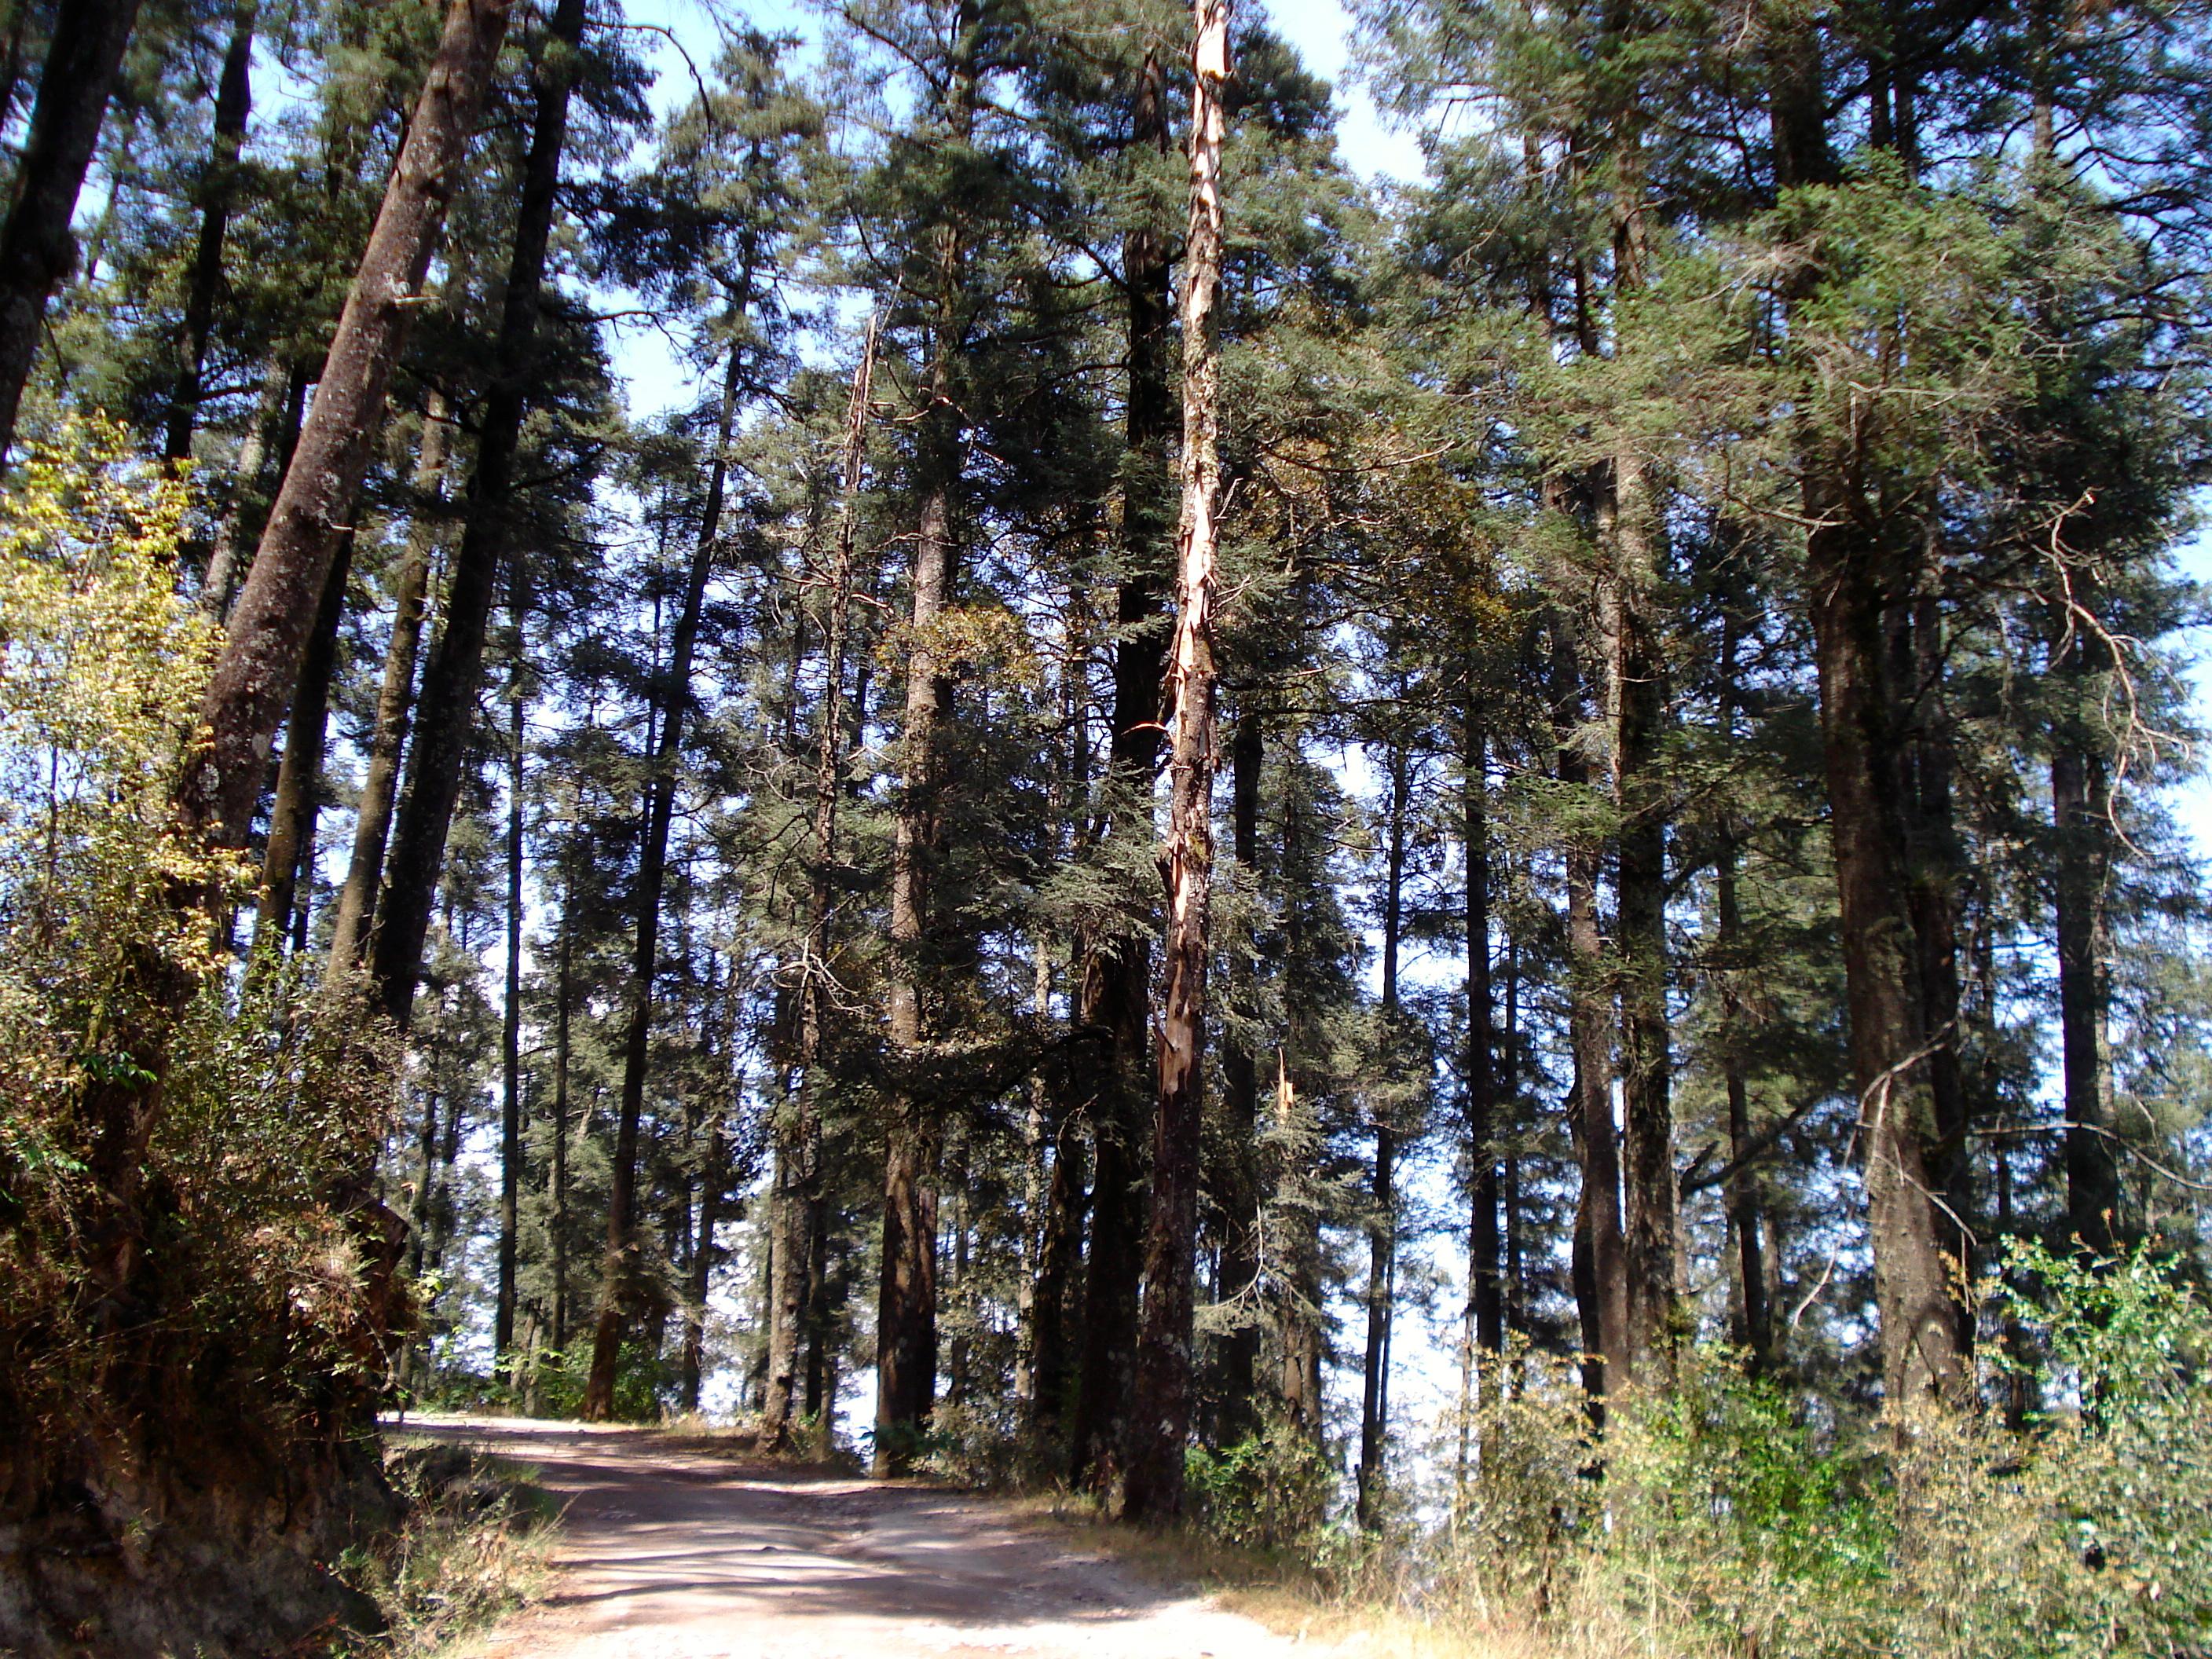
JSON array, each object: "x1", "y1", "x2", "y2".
[
  {"x1": 1416, "y1": 1245, "x2": 2212, "y2": 1659},
  {"x1": 0, "y1": 420, "x2": 413, "y2": 1655},
  {"x1": 1186, "y1": 1415, "x2": 1337, "y2": 1553}
]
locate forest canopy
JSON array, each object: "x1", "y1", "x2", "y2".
[{"x1": 0, "y1": 0, "x2": 2209, "y2": 1652}]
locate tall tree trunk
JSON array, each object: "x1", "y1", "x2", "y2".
[
  {"x1": 1028, "y1": 630, "x2": 1093, "y2": 1440},
  {"x1": 1904, "y1": 575, "x2": 1974, "y2": 1346},
  {"x1": 683, "y1": 1082, "x2": 730, "y2": 1415},
  {"x1": 1555, "y1": 608, "x2": 1628, "y2": 1415},
  {"x1": 875, "y1": 5, "x2": 980, "y2": 1468},
  {"x1": 681, "y1": 1120, "x2": 723, "y2": 1413},
  {"x1": 1609, "y1": 456, "x2": 1677, "y2": 1379},
  {"x1": 328, "y1": 394, "x2": 452, "y2": 972},
  {"x1": 1029, "y1": 1093, "x2": 1088, "y2": 1440},
  {"x1": 1716, "y1": 607, "x2": 1771, "y2": 1371},
  {"x1": 367, "y1": 0, "x2": 584, "y2": 1030},
  {"x1": 1357, "y1": 738, "x2": 1409, "y2": 1527},
  {"x1": 2053, "y1": 651, "x2": 2119, "y2": 1256},
  {"x1": 1463, "y1": 692, "x2": 1504, "y2": 1375},
  {"x1": 1071, "y1": 38, "x2": 1175, "y2": 1497},
  {"x1": 181, "y1": 0, "x2": 518, "y2": 851},
  {"x1": 1771, "y1": 42, "x2": 1966, "y2": 1408},
  {"x1": 1214, "y1": 705, "x2": 1263, "y2": 1445},
  {"x1": 162, "y1": 0, "x2": 257, "y2": 463},
  {"x1": 1807, "y1": 522, "x2": 1966, "y2": 1407},
  {"x1": 1121, "y1": 0, "x2": 1229, "y2": 1522},
  {"x1": 1276, "y1": 1047, "x2": 1324, "y2": 1439},
  {"x1": 494, "y1": 622, "x2": 526, "y2": 1367},
  {"x1": 549, "y1": 866, "x2": 573, "y2": 1353},
  {"x1": 253, "y1": 533, "x2": 351, "y2": 955},
  {"x1": 1503, "y1": 932, "x2": 1525, "y2": 1357},
  {"x1": 582, "y1": 332, "x2": 746, "y2": 1421},
  {"x1": 1598, "y1": 160, "x2": 1679, "y2": 1378},
  {"x1": 1015, "y1": 938, "x2": 1053, "y2": 1409},
  {"x1": 763, "y1": 322, "x2": 873, "y2": 1447},
  {"x1": 0, "y1": 0, "x2": 145, "y2": 459}
]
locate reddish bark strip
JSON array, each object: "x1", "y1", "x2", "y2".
[{"x1": 1122, "y1": 0, "x2": 1230, "y2": 1523}]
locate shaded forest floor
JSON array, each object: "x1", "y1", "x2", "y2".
[{"x1": 388, "y1": 1415, "x2": 1328, "y2": 1659}]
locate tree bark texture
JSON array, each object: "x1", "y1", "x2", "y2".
[
  {"x1": 1555, "y1": 609, "x2": 1628, "y2": 1413},
  {"x1": 1606, "y1": 441, "x2": 1679, "y2": 1379},
  {"x1": 0, "y1": 0, "x2": 145, "y2": 459},
  {"x1": 1070, "y1": 38, "x2": 1174, "y2": 1497},
  {"x1": 182, "y1": 0, "x2": 516, "y2": 850},
  {"x1": 2053, "y1": 647, "x2": 2119, "y2": 1255},
  {"x1": 876, "y1": 5, "x2": 980, "y2": 1466},
  {"x1": 1770, "y1": 44, "x2": 1968, "y2": 1408},
  {"x1": 252, "y1": 532, "x2": 350, "y2": 957},
  {"x1": 1122, "y1": 0, "x2": 1229, "y2": 1522},
  {"x1": 328, "y1": 394, "x2": 452, "y2": 972},
  {"x1": 368, "y1": 0, "x2": 582, "y2": 1030},
  {"x1": 1806, "y1": 520, "x2": 1968, "y2": 1408}
]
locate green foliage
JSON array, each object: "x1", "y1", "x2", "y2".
[
  {"x1": 0, "y1": 419, "x2": 403, "y2": 1480},
  {"x1": 1185, "y1": 1417, "x2": 1337, "y2": 1553},
  {"x1": 1891, "y1": 1241, "x2": 2212, "y2": 1659},
  {"x1": 1414, "y1": 1248, "x2": 2212, "y2": 1657}
]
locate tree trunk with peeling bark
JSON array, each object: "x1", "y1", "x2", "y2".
[{"x1": 1122, "y1": 0, "x2": 1229, "y2": 1522}]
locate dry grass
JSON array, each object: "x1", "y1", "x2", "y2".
[
  {"x1": 343, "y1": 1446, "x2": 562, "y2": 1658},
  {"x1": 1013, "y1": 1490, "x2": 1541, "y2": 1659}
]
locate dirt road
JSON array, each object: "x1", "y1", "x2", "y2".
[{"x1": 401, "y1": 1416, "x2": 1313, "y2": 1659}]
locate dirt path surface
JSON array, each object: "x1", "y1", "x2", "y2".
[{"x1": 397, "y1": 1415, "x2": 1313, "y2": 1659}]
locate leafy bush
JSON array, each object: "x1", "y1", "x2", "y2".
[
  {"x1": 1186, "y1": 1415, "x2": 1337, "y2": 1553},
  {"x1": 0, "y1": 423, "x2": 413, "y2": 1652},
  {"x1": 1409, "y1": 1243, "x2": 2212, "y2": 1658}
]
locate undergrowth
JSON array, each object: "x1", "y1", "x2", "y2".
[
  {"x1": 340, "y1": 1445, "x2": 558, "y2": 1657},
  {"x1": 1144, "y1": 1239, "x2": 2212, "y2": 1659}
]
